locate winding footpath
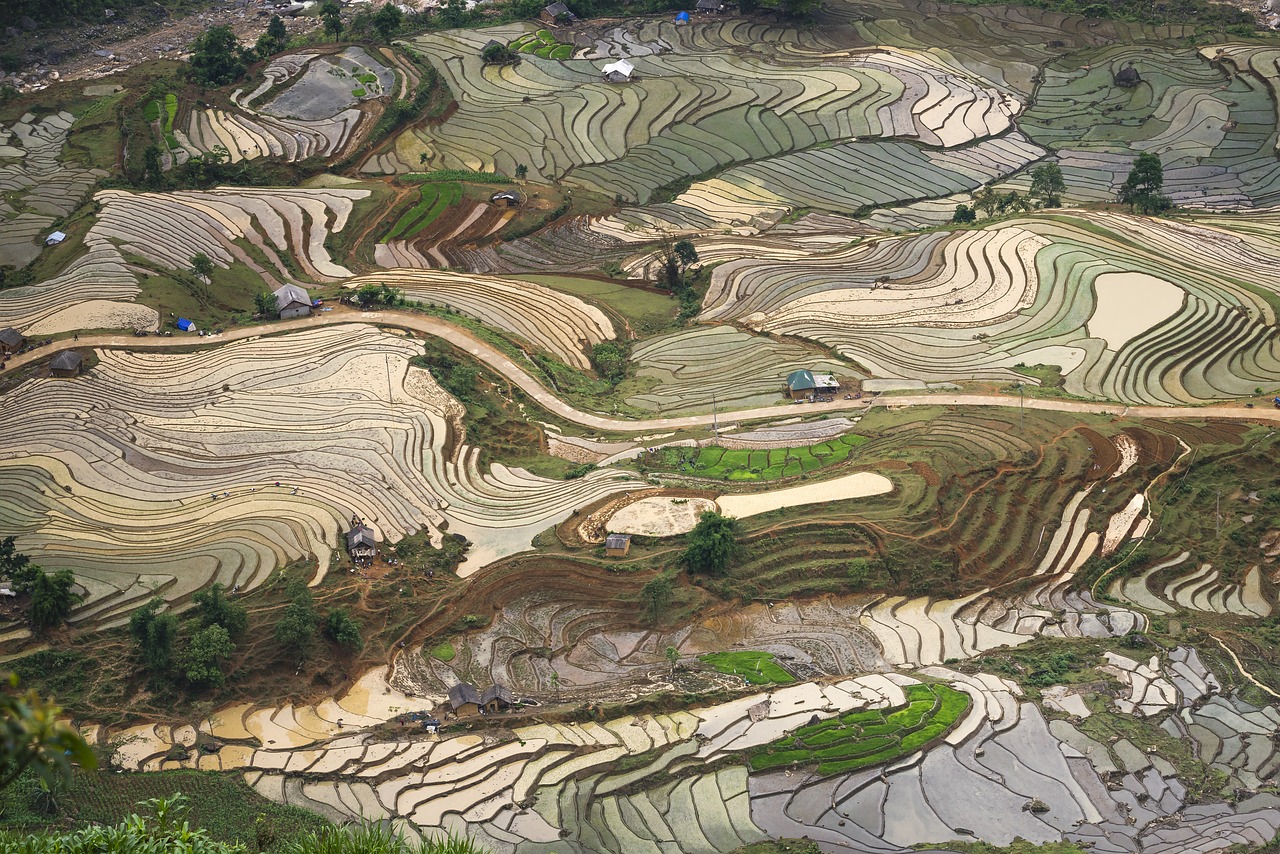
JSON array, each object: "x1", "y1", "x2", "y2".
[{"x1": 5, "y1": 306, "x2": 1279, "y2": 431}]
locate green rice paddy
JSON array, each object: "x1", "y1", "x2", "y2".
[
  {"x1": 656, "y1": 433, "x2": 869, "y2": 481},
  {"x1": 751, "y1": 683, "x2": 971, "y2": 776},
  {"x1": 700, "y1": 650, "x2": 795, "y2": 685},
  {"x1": 387, "y1": 182, "x2": 462, "y2": 240}
]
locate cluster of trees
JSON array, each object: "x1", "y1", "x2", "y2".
[
  {"x1": 655, "y1": 240, "x2": 702, "y2": 319},
  {"x1": 953, "y1": 155, "x2": 1170, "y2": 224},
  {"x1": 952, "y1": 163, "x2": 1066, "y2": 223},
  {"x1": 128, "y1": 580, "x2": 362, "y2": 691},
  {"x1": 588, "y1": 341, "x2": 630, "y2": 386},
  {"x1": 356, "y1": 283, "x2": 405, "y2": 309},
  {"x1": 0, "y1": 538, "x2": 81, "y2": 634}
]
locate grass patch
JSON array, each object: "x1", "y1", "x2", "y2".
[
  {"x1": 700, "y1": 650, "x2": 794, "y2": 684},
  {"x1": 430, "y1": 640, "x2": 456, "y2": 662},
  {"x1": 351, "y1": 87, "x2": 367, "y2": 97},
  {"x1": 516, "y1": 274, "x2": 678, "y2": 334},
  {"x1": 749, "y1": 682, "x2": 970, "y2": 776},
  {"x1": 403, "y1": 170, "x2": 511, "y2": 184},
  {"x1": 387, "y1": 182, "x2": 462, "y2": 240}
]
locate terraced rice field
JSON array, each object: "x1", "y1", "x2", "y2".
[
  {"x1": 343, "y1": 269, "x2": 616, "y2": 369},
  {"x1": 0, "y1": 325, "x2": 640, "y2": 628},
  {"x1": 0, "y1": 112, "x2": 108, "y2": 268},
  {"x1": 654, "y1": 433, "x2": 868, "y2": 481}
]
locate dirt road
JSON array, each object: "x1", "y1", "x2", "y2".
[{"x1": 6, "y1": 307, "x2": 1278, "y2": 431}]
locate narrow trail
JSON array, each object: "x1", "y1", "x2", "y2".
[{"x1": 6, "y1": 306, "x2": 1279, "y2": 432}]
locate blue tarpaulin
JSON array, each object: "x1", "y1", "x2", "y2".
[
  {"x1": 176, "y1": 318, "x2": 195, "y2": 332},
  {"x1": 675, "y1": 11, "x2": 690, "y2": 20}
]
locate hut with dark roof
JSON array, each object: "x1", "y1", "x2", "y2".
[
  {"x1": 49, "y1": 350, "x2": 83, "y2": 378},
  {"x1": 1115, "y1": 65, "x2": 1142, "y2": 88},
  {"x1": 0, "y1": 328, "x2": 24, "y2": 355}
]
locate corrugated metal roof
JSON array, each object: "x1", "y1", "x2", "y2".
[
  {"x1": 605, "y1": 533, "x2": 631, "y2": 549},
  {"x1": 786, "y1": 369, "x2": 815, "y2": 391},
  {"x1": 0, "y1": 328, "x2": 24, "y2": 346},
  {"x1": 50, "y1": 350, "x2": 83, "y2": 371},
  {"x1": 273, "y1": 284, "x2": 312, "y2": 310}
]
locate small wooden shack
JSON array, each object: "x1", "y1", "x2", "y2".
[
  {"x1": 605, "y1": 533, "x2": 632, "y2": 557},
  {"x1": 491, "y1": 190, "x2": 522, "y2": 208},
  {"x1": 273, "y1": 284, "x2": 313, "y2": 320},
  {"x1": 0, "y1": 327, "x2": 25, "y2": 355},
  {"x1": 602, "y1": 59, "x2": 635, "y2": 83},
  {"x1": 347, "y1": 523, "x2": 377, "y2": 561},
  {"x1": 49, "y1": 350, "x2": 83, "y2": 378},
  {"x1": 481, "y1": 685, "x2": 516, "y2": 713}
]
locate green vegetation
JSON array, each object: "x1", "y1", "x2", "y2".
[
  {"x1": 510, "y1": 31, "x2": 575, "y2": 60},
  {"x1": 430, "y1": 641, "x2": 456, "y2": 662},
  {"x1": 682, "y1": 511, "x2": 740, "y2": 576},
  {"x1": 280, "y1": 823, "x2": 490, "y2": 853},
  {"x1": 0, "y1": 673, "x2": 95, "y2": 793},
  {"x1": 517, "y1": 275, "x2": 678, "y2": 333},
  {"x1": 750, "y1": 683, "x2": 971, "y2": 775},
  {"x1": 323, "y1": 609, "x2": 364, "y2": 653},
  {"x1": 186, "y1": 27, "x2": 248, "y2": 88},
  {"x1": 387, "y1": 182, "x2": 462, "y2": 240},
  {"x1": 403, "y1": 171, "x2": 512, "y2": 184},
  {"x1": 700, "y1": 650, "x2": 795, "y2": 685},
  {"x1": 0, "y1": 782, "x2": 326, "y2": 852},
  {"x1": 274, "y1": 582, "x2": 319, "y2": 661},
  {"x1": 647, "y1": 433, "x2": 869, "y2": 481},
  {"x1": 1119, "y1": 153, "x2": 1171, "y2": 215},
  {"x1": 952, "y1": 0, "x2": 1253, "y2": 30}
]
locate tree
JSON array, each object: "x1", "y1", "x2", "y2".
[
  {"x1": 12, "y1": 796, "x2": 245, "y2": 852},
  {"x1": 439, "y1": 0, "x2": 471, "y2": 28},
  {"x1": 1029, "y1": 162, "x2": 1066, "y2": 208},
  {"x1": 773, "y1": 0, "x2": 821, "y2": 18},
  {"x1": 373, "y1": 2, "x2": 404, "y2": 41},
  {"x1": 951, "y1": 204, "x2": 976, "y2": 224},
  {"x1": 0, "y1": 674, "x2": 96, "y2": 793},
  {"x1": 514, "y1": 164, "x2": 528, "y2": 180},
  {"x1": 182, "y1": 624, "x2": 235, "y2": 687},
  {"x1": 320, "y1": 0, "x2": 344, "y2": 39},
  {"x1": 481, "y1": 42, "x2": 516, "y2": 64},
  {"x1": 254, "y1": 290, "x2": 277, "y2": 318},
  {"x1": 323, "y1": 609, "x2": 364, "y2": 652},
  {"x1": 28, "y1": 571, "x2": 81, "y2": 634},
  {"x1": 673, "y1": 240, "x2": 699, "y2": 269},
  {"x1": 193, "y1": 583, "x2": 248, "y2": 639},
  {"x1": 0, "y1": 538, "x2": 39, "y2": 594},
  {"x1": 589, "y1": 341, "x2": 628, "y2": 385},
  {"x1": 664, "y1": 645, "x2": 679, "y2": 673},
  {"x1": 256, "y1": 14, "x2": 289, "y2": 58},
  {"x1": 129, "y1": 598, "x2": 179, "y2": 672},
  {"x1": 972, "y1": 186, "x2": 999, "y2": 218},
  {"x1": 275, "y1": 584, "x2": 317, "y2": 659},
  {"x1": 186, "y1": 26, "x2": 247, "y2": 87},
  {"x1": 681, "y1": 512, "x2": 739, "y2": 576},
  {"x1": 639, "y1": 575, "x2": 672, "y2": 623},
  {"x1": 189, "y1": 252, "x2": 215, "y2": 279},
  {"x1": 1118, "y1": 152, "x2": 1171, "y2": 214},
  {"x1": 143, "y1": 144, "x2": 165, "y2": 189}
]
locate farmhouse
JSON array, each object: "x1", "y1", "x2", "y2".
[
  {"x1": 0, "y1": 328, "x2": 25, "y2": 354},
  {"x1": 602, "y1": 59, "x2": 635, "y2": 83},
  {"x1": 696, "y1": 0, "x2": 726, "y2": 11},
  {"x1": 273, "y1": 284, "x2": 313, "y2": 320},
  {"x1": 491, "y1": 190, "x2": 522, "y2": 207},
  {"x1": 448, "y1": 682, "x2": 516, "y2": 716},
  {"x1": 49, "y1": 350, "x2": 84, "y2": 378},
  {"x1": 785, "y1": 369, "x2": 840, "y2": 400},
  {"x1": 1115, "y1": 65, "x2": 1142, "y2": 88},
  {"x1": 605, "y1": 533, "x2": 632, "y2": 557},
  {"x1": 540, "y1": 1, "x2": 575, "y2": 22},
  {"x1": 347, "y1": 523, "x2": 377, "y2": 560}
]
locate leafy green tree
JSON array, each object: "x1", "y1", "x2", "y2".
[
  {"x1": 972, "y1": 186, "x2": 999, "y2": 218},
  {"x1": 143, "y1": 144, "x2": 165, "y2": 188},
  {"x1": 279, "y1": 822, "x2": 491, "y2": 853},
  {"x1": 129, "y1": 598, "x2": 179, "y2": 672},
  {"x1": 673, "y1": 240, "x2": 699, "y2": 268},
  {"x1": 951, "y1": 204, "x2": 976, "y2": 224},
  {"x1": 321, "y1": 0, "x2": 344, "y2": 39},
  {"x1": 0, "y1": 674, "x2": 96, "y2": 792},
  {"x1": 275, "y1": 584, "x2": 318, "y2": 659},
  {"x1": 0, "y1": 538, "x2": 39, "y2": 594},
  {"x1": 193, "y1": 583, "x2": 248, "y2": 639},
  {"x1": 639, "y1": 575, "x2": 672, "y2": 623},
  {"x1": 373, "y1": 2, "x2": 404, "y2": 41},
  {"x1": 254, "y1": 290, "x2": 277, "y2": 317},
  {"x1": 186, "y1": 26, "x2": 248, "y2": 87},
  {"x1": 1029, "y1": 162, "x2": 1066, "y2": 208},
  {"x1": 323, "y1": 609, "x2": 364, "y2": 652},
  {"x1": 773, "y1": 0, "x2": 822, "y2": 18},
  {"x1": 589, "y1": 341, "x2": 628, "y2": 385},
  {"x1": 514, "y1": 163, "x2": 528, "y2": 180},
  {"x1": 681, "y1": 512, "x2": 739, "y2": 576},
  {"x1": 189, "y1": 252, "x2": 215, "y2": 279},
  {"x1": 183, "y1": 624, "x2": 235, "y2": 687},
  {"x1": 664, "y1": 645, "x2": 680, "y2": 673},
  {"x1": 1118, "y1": 152, "x2": 1171, "y2": 214},
  {"x1": 439, "y1": 0, "x2": 472, "y2": 27},
  {"x1": 28, "y1": 571, "x2": 81, "y2": 634},
  {"x1": 256, "y1": 15, "x2": 289, "y2": 58}
]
